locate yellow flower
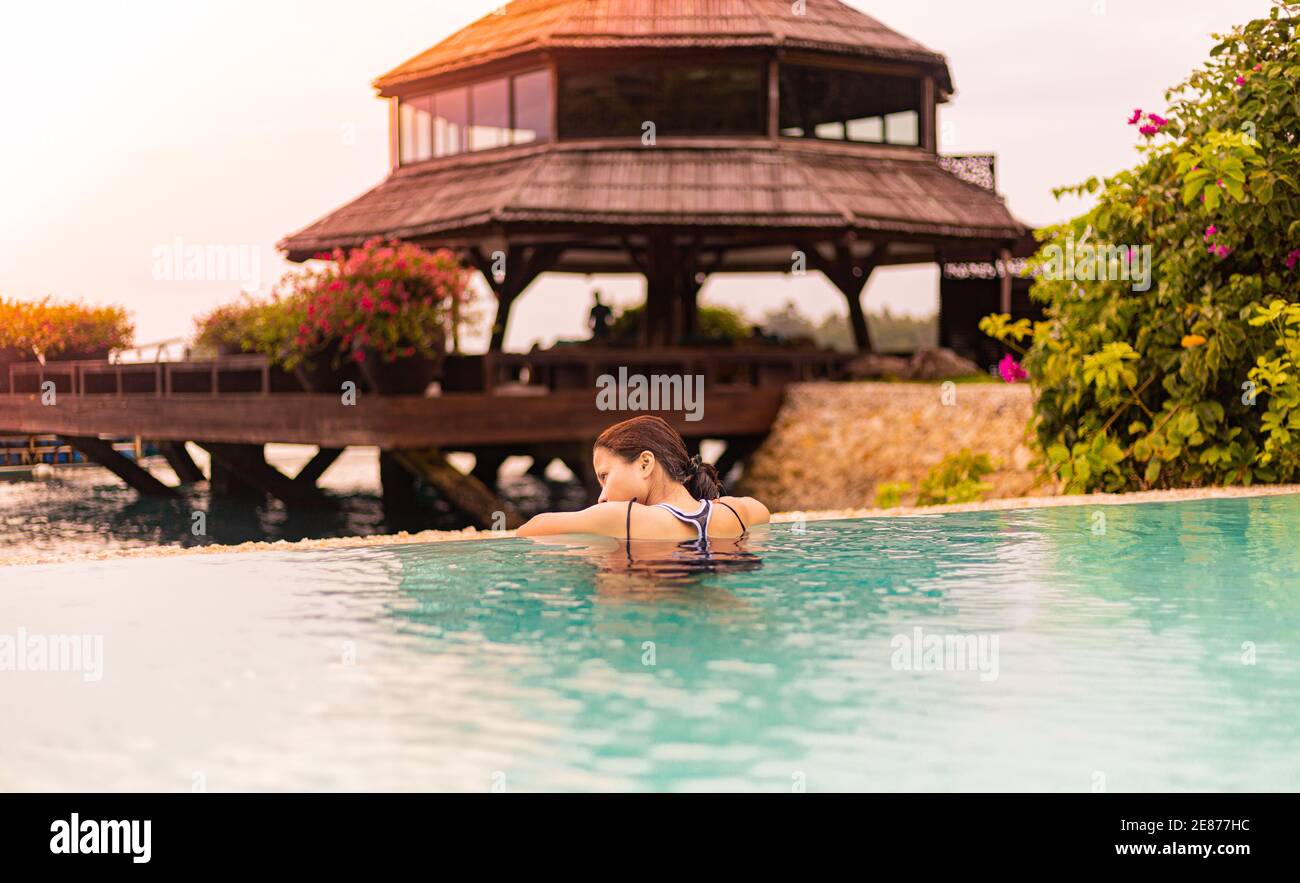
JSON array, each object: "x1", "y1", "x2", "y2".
[{"x1": 1181, "y1": 334, "x2": 1207, "y2": 348}]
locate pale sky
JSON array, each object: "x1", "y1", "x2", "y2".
[{"x1": 0, "y1": 0, "x2": 1269, "y2": 352}]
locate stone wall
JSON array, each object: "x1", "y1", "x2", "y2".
[{"x1": 736, "y1": 381, "x2": 1057, "y2": 512}]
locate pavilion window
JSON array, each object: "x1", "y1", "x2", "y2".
[
  {"x1": 558, "y1": 61, "x2": 765, "y2": 138},
  {"x1": 396, "y1": 69, "x2": 554, "y2": 164},
  {"x1": 399, "y1": 96, "x2": 435, "y2": 163},
  {"x1": 779, "y1": 65, "x2": 923, "y2": 147}
]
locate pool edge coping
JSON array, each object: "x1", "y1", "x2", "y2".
[{"x1": 6, "y1": 483, "x2": 1300, "y2": 568}]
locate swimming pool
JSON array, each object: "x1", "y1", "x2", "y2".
[{"x1": 4, "y1": 493, "x2": 1299, "y2": 792}]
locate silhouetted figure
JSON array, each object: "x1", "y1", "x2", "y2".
[{"x1": 588, "y1": 290, "x2": 613, "y2": 343}]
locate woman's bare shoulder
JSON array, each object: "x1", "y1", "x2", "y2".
[{"x1": 717, "y1": 495, "x2": 770, "y2": 526}]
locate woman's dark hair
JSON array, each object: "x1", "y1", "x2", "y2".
[{"x1": 595, "y1": 415, "x2": 723, "y2": 500}]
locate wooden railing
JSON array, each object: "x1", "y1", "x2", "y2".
[
  {"x1": 8, "y1": 355, "x2": 274, "y2": 397},
  {"x1": 7, "y1": 348, "x2": 851, "y2": 398}
]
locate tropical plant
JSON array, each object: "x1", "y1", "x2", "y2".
[
  {"x1": 1, "y1": 298, "x2": 134, "y2": 359},
  {"x1": 916, "y1": 450, "x2": 996, "y2": 506},
  {"x1": 982, "y1": 4, "x2": 1300, "y2": 493}
]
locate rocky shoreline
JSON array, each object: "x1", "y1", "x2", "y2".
[{"x1": 738, "y1": 380, "x2": 1051, "y2": 511}]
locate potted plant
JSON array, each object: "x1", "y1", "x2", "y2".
[
  {"x1": 0, "y1": 298, "x2": 39, "y2": 393},
  {"x1": 279, "y1": 239, "x2": 473, "y2": 395},
  {"x1": 38, "y1": 301, "x2": 134, "y2": 362}
]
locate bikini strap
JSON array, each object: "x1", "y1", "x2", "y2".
[
  {"x1": 626, "y1": 498, "x2": 635, "y2": 546},
  {"x1": 716, "y1": 499, "x2": 747, "y2": 535}
]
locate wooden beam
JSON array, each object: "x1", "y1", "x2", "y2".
[
  {"x1": 801, "y1": 241, "x2": 878, "y2": 352},
  {"x1": 157, "y1": 440, "x2": 204, "y2": 485},
  {"x1": 201, "y1": 443, "x2": 337, "y2": 509},
  {"x1": 295, "y1": 446, "x2": 343, "y2": 487},
  {"x1": 65, "y1": 436, "x2": 178, "y2": 497},
  {"x1": 391, "y1": 448, "x2": 523, "y2": 529},
  {"x1": 0, "y1": 388, "x2": 785, "y2": 448}
]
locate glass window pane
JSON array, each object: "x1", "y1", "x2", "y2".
[
  {"x1": 469, "y1": 78, "x2": 510, "y2": 151},
  {"x1": 434, "y1": 87, "x2": 468, "y2": 157},
  {"x1": 399, "y1": 96, "x2": 434, "y2": 164},
  {"x1": 885, "y1": 110, "x2": 919, "y2": 145},
  {"x1": 512, "y1": 69, "x2": 552, "y2": 144},
  {"x1": 846, "y1": 117, "x2": 883, "y2": 143},
  {"x1": 780, "y1": 65, "x2": 922, "y2": 146},
  {"x1": 559, "y1": 61, "x2": 763, "y2": 138}
]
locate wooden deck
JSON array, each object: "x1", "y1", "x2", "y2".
[
  {"x1": 0, "y1": 388, "x2": 784, "y2": 448},
  {"x1": 0, "y1": 348, "x2": 844, "y2": 522}
]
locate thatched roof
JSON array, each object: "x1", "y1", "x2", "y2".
[
  {"x1": 279, "y1": 139, "x2": 1026, "y2": 267},
  {"x1": 376, "y1": 0, "x2": 954, "y2": 96}
]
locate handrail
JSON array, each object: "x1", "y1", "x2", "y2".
[{"x1": 6, "y1": 348, "x2": 850, "y2": 397}]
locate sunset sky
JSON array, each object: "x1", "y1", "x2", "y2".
[{"x1": 0, "y1": 0, "x2": 1269, "y2": 352}]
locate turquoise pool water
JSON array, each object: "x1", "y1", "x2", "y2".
[{"x1": 3, "y1": 493, "x2": 1299, "y2": 792}]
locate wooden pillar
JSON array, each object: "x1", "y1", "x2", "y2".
[
  {"x1": 201, "y1": 443, "x2": 337, "y2": 509},
  {"x1": 295, "y1": 446, "x2": 343, "y2": 488},
  {"x1": 803, "y1": 241, "x2": 878, "y2": 353},
  {"x1": 391, "y1": 448, "x2": 522, "y2": 529},
  {"x1": 158, "y1": 440, "x2": 204, "y2": 485},
  {"x1": 643, "y1": 232, "x2": 676, "y2": 347},
  {"x1": 999, "y1": 247, "x2": 1013, "y2": 315},
  {"x1": 714, "y1": 435, "x2": 766, "y2": 488},
  {"x1": 469, "y1": 447, "x2": 509, "y2": 493},
  {"x1": 380, "y1": 450, "x2": 420, "y2": 511},
  {"x1": 65, "y1": 436, "x2": 177, "y2": 497},
  {"x1": 470, "y1": 244, "x2": 564, "y2": 353}
]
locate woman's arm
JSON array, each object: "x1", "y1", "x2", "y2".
[{"x1": 516, "y1": 502, "x2": 627, "y2": 538}]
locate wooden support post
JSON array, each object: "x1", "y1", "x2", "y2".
[
  {"x1": 469, "y1": 447, "x2": 509, "y2": 493},
  {"x1": 802, "y1": 241, "x2": 878, "y2": 353},
  {"x1": 714, "y1": 434, "x2": 766, "y2": 488},
  {"x1": 295, "y1": 446, "x2": 344, "y2": 488},
  {"x1": 470, "y1": 244, "x2": 565, "y2": 353},
  {"x1": 65, "y1": 436, "x2": 178, "y2": 497},
  {"x1": 158, "y1": 440, "x2": 205, "y2": 485},
  {"x1": 643, "y1": 233, "x2": 676, "y2": 347},
  {"x1": 379, "y1": 450, "x2": 420, "y2": 511},
  {"x1": 999, "y1": 247, "x2": 1013, "y2": 315},
  {"x1": 391, "y1": 448, "x2": 522, "y2": 529},
  {"x1": 201, "y1": 443, "x2": 337, "y2": 509}
]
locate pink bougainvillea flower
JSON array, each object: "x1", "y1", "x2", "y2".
[
  {"x1": 1148, "y1": 113, "x2": 1167, "y2": 127},
  {"x1": 1285, "y1": 249, "x2": 1300, "y2": 270},
  {"x1": 359, "y1": 295, "x2": 375, "y2": 312},
  {"x1": 1127, "y1": 108, "x2": 1143, "y2": 125},
  {"x1": 1204, "y1": 225, "x2": 1217, "y2": 241},
  {"x1": 998, "y1": 353, "x2": 1027, "y2": 384},
  {"x1": 1235, "y1": 75, "x2": 1246, "y2": 85},
  {"x1": 352, "y1": 349, "x2": 366, "y2": 364},
  {"x1": 1139, "y1": 125, "x2": 1158, "y2": 136}
]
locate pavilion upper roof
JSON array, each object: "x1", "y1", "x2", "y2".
[{"x1": 376, "y1": 0, "x2": 954, "y2": 96}]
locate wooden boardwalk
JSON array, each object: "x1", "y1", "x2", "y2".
[{"x1": 0, "y1": 348, "x2": 838, "y2": 525}]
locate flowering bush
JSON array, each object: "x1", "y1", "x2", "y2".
[
  {"x1": 286, "y1": 239, "x2": 473, "y2": 368},
  {"x1": 0, "y1": 297, "x2": 133, "y2": 360},
  {"x1": 191, "y1": 295, "x2": 261, "y2": 356},
  {"x1": 983, "y1": 5, "x2": 1300, "y2": 493}
]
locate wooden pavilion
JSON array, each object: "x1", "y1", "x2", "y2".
[{"x1": 280, "y1": 0, "x2": 1031, "y2": 353}]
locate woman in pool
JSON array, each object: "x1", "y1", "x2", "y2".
[{"x1": 517, "y1": 415, "x2": 770, "y2": 542}]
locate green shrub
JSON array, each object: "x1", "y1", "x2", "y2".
[
  {"x1": 873, "y1": 481, "x2": 912, "y2": 509},
  {"x1": 916, "y1": 450, "x2": 995, "y2": 506},
  {"x1": 608, "y1": 303, "x2": 750, "y2": 345},
  {"x1": 984, "y1": 5, "x2": 1300, "y2": 492}
]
